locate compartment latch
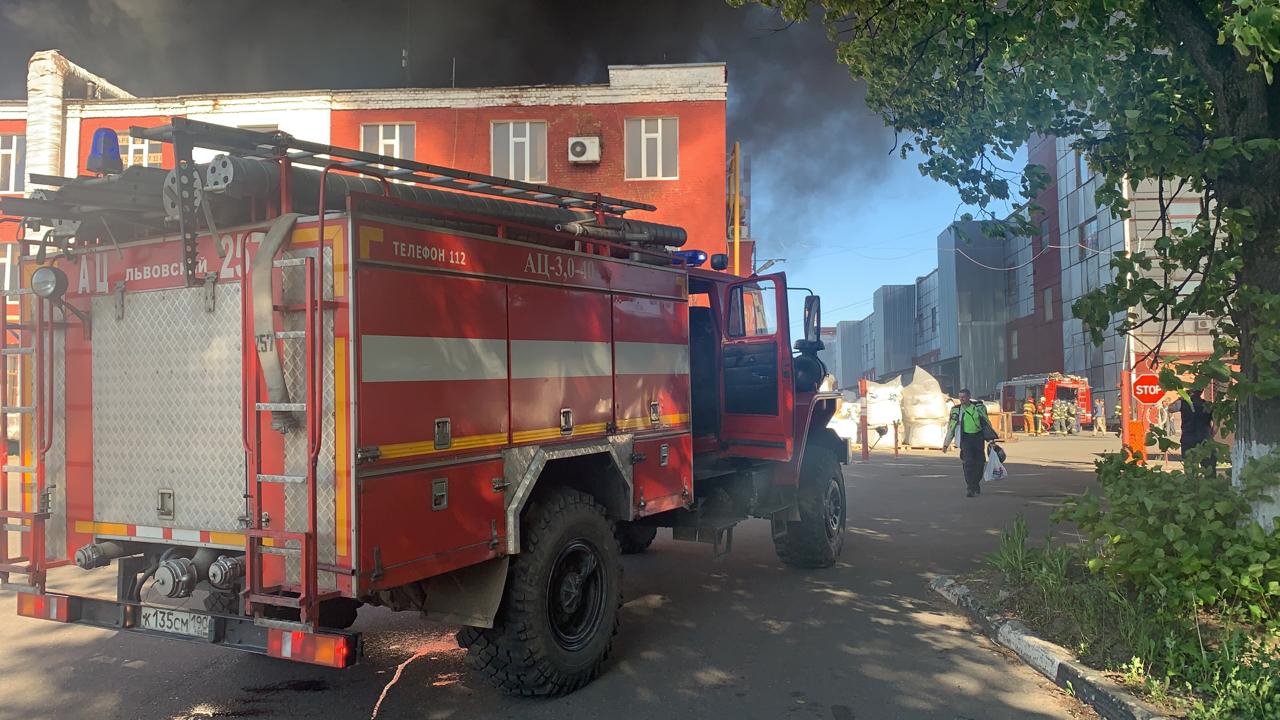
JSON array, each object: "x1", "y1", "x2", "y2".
[{"x1": 156, "y1": 488, "x2": 175, "y2": 521}]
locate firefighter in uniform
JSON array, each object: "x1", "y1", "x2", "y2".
[
  {"x1": 1052, "y1": 400, "x2": 1068, "y2": 435},
  {"x1": 1022, "y1": 398, "x2": 1038, "y2": 435},
  {"x1": 1040, "y1": 396, "x2": 1052, "y2": 436},
  {"x1": 942, "y1": 389, "x2": 990, "y2": 497}
]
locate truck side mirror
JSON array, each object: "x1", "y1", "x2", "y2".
[
  {"x1": 803, "y1": 295, "x2": 821, "y2": 344},
  {"x1": 709, "y1": 253, "x2": 729, "y2": 271}
]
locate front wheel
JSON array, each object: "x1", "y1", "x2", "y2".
[
  {"x1": 774, "y1": 449, "x2": 846, "y2": 568},
  {"x1": 457, "y1": 488, "x2": 621, "y2": 696}
]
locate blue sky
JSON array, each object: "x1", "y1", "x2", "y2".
[{"x1": 755, "y1": 146, "x2": 1028, "y2": 333}]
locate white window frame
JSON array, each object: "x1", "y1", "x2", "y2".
[
  {"x1": 491, "y1": 121, "x2": 548, "y2": 183},
  {"x1": 625, "y1": 117, "x2": 679, "y2": 180},
  {"x1": 122, "y1": 134, "x2": 163, "y2": 168},
  {"x1": 1010, "y1": 329, "x2": 1019, "y2": 360},
  {"x1": 0, "y1": 134, "x2": 24, "y2": 193},
  {"x1": 360, "y1": 123, "x2": 416, "y2": 161}
]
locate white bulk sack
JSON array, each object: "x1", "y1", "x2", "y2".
[{"x1": 901, "y1": 367, "x2": 949, "y2": 448}]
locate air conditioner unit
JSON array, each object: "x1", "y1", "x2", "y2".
[
  {"x1": 1194, "y1": 318, "x2": 1214, "y2": 332},
  {"x1": 568, "y1": 136, "x2": 600, "y2": 164}
]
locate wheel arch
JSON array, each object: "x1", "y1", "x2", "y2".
[
  {"x1": 502, "y1": 437, "x2": 635, "y2": 556},
  {"x1": 789, "y1": 393, "x2": 847, "y2": 473}
]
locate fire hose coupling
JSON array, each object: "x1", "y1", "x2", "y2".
[
  {"x1": 207, "y1": 555, "x2": 245, "y2": 591},
  {"x1": 153, "y1": 547, "x2": 226, "y2": 599},
  {"x1": 153, "y1": 557, "x2": 199, "y2": 599},
  {"x1": 74, "y1": 541, "x2": 140, "y2": 570}
]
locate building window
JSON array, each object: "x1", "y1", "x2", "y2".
[
  {"x1": 931, "y1": 307, "x2": 937, "y2": 332},
  {"x1": 122, "y1": 134, "x2": 163, "y2": 168},
  {"x1": 0, "y1": 135, "x2": 23, "y2": 193},
  {"x1": 1078, "y1": 216, "x2": 1099, "y2": 261},
  {"x1": 625, "y1": 117, "x2": 678, "y2": 180},
  {"x1": 361, "y1": 124, "x2": 415, "y2": 161},
  {"x1": 491, "y1": 121, "x2": 547, "y2": 183},
  {"x1": 1077, "y1": 150, "x2": 1089, "y2": 183},
  {"x1": 1044, "y1": 288, "x2": 1054, "y2": 321},
  {"x1": 1010, "y1": 329, "x2": 1019, "y2": 360}
]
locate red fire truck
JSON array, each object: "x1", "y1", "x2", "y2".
[
  {"x1": 0, "y1": 119, "x2": 845, "y2": 696},
  {"x1": 998, "y1": 372, "x2": 1094, "y2": 431}
]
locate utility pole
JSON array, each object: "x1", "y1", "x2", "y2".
[{"x1": 730, "y1": 141, "x2": 741, "y2": 276}]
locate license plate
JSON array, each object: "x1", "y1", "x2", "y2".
[{"x1": 139, "y1": 606, "x2": 211, "y2": 638}]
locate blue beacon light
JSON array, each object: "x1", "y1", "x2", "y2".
[
  {"x1": 86, "y1": 128, "x2": 124, "y2": 175},
  {"x1": 672, "y1": 250, "x2": 708, "y2": 267}
]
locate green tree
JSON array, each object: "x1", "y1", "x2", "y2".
[{"x1": 736, "y1": 0, "x2": 1280, "y2": 520}]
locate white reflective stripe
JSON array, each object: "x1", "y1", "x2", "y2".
[
  {"x1": 510, "y1": 340, "x2": 611, "y2": 379},
  {"x1": 171, "y1": 528, "x2": 201, "y2": 542},
  {"x1": 135, "y1": 525, "x2": 164, "y2": 539},
  {"x1": 362, "y1": 335, "x2": 507, "y2": 383},
  {"x1": 47, "y1": 596, "x2": 59, "y2": 619},
  {"x1": 615, "y1": 342, "x2": 689, "y2": 376},
  {"x1": 281, "y1": 631, "x2": 293, "y2": 658}
]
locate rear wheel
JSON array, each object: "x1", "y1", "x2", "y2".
[
  {"x1": 202, "y1": 589, "x2": 240, "y2": 615},
  {"x1": 774, "y1": 448, "x2": 846, "y2": 568},
  {"x1": 457, "y1": 488, "x2": 621, "y2": 696},
  {"x1": 613, "y1": 521, "x2": 658, "y2": 554}
]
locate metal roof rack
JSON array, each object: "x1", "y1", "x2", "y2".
[{"x1": 131, "y1": 117, "x2": 655, "y2": 216}]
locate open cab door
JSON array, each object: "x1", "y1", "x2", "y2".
[{"x1": 719, "y1": 273, "x2": 794, "y2": 461}]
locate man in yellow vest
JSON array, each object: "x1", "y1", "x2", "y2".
[{"x1": 942, "y1": 389, "x2": 990, "y2": 497}]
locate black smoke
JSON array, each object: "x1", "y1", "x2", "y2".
[{"x1": 0, "y1": 0, "x2": 896, "y2": 259}]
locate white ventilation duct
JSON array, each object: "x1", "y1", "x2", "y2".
[{"x1": 25, "y1": 50, "x2": 134, "y2": 190}]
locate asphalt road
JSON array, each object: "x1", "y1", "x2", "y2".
[{"x1": 0, "y1": 435, "x2": 1115, "y2": 720}]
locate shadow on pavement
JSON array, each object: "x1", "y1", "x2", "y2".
[{"x1": 0, "y1": 441, "x2": 1104, "y2": 720}]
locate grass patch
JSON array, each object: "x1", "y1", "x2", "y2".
[{"x1": 983, "y1": 515, "x2": 1279, "y2": 719}]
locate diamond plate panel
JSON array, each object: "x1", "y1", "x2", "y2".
[
  {"x1": 92, "y1": 284, "x2": 247, "y2": 532},
  {"x1": 45, "y1": 318, "x2": 66, "y2": 560}
]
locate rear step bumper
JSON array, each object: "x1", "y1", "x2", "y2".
[{"x1": 14, "y1": 591, "x2": 361, "y2": 668}]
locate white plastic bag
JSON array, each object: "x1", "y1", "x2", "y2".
[{"x1": 983, "y1": 447, "x2": 1007, "y2": 482}]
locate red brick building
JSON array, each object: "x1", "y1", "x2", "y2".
[
  {"x1": 3, "y1": 52, "x2": 734, "y2": 264},
  {"x1": 1005, "y1": 133, "x2": 1065, "y2": 377}
]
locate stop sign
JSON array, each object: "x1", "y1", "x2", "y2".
[{"x1": 1132, "y1": 374, "x2": 1163, "y2": 404}]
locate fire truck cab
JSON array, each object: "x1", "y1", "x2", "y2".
[{"x1": 0, "y1": 120, "x2": 845, "y2": 696}]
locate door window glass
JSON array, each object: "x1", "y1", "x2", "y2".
[{"x1": 727, "y1": 279, "x2": 777, "y2": 338}]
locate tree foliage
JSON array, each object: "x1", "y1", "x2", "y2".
[{"x1": 737, "y1": 0, "x2": 1280, "y2": 485}]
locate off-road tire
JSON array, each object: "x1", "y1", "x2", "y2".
[
  {"x1": 318, "y1": 598, "x2": 361, "y2": 629},
  {"x1": 457, "y1": 488, "x2": 622, "y2": 696},
  {"x1": 774, "y1": 448, "x2": 846, "y2": 568},
  {"x1": 202, "y1": 589, "x2": 240, "y2": 615},
  {"x1": 613, "y1": 521, "x2": 658, "y2": 554}
]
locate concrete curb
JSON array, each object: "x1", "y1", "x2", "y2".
[{"x1": 929, "y1": 575, "x2": 1177, "y2": 720}]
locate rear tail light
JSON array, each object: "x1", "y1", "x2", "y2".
[
  {"x1": 266, "y1": 628, "x2": 356, "y2": 668},
  {"x1": 16, "y1": 592, "x2": 70, "y2": 622}
]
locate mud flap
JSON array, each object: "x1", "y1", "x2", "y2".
[{"x1": 421, "y1": 556, "x2": 510, "y2": 629}]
